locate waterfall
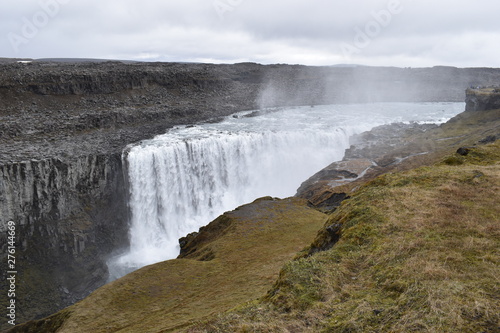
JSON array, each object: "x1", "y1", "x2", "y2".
[
  {"x1": 109, "y1": 128, "x2": 355, "y2": 277},
  {"x1": 108, "y1": 103, "x2": 465, "y2": 279}
]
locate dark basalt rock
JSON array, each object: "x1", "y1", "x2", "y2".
[
  {"x1": 457, "y1": 147, "x2": 470, "y2": 156},
  {"x1": 0, "y1": 154, "x2": 128, "y2": 326},
  {"x1": 465, "y1": 87, "x2": 500, "y2": 112}
]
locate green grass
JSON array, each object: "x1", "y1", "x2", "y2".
[
  {"x1": 186, "y1": 142, "x2": 500, "y2": 333},
  {"x1": 11, "y1": 197, "x2": 326, "y2": 333}
]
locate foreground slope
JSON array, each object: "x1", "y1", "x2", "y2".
[
  {"x1": 8, "y1": 198, "x2": 326, "y2": 332},
  {"x1": 186, "y1": 134, "x2": 500, "y2": 332}
]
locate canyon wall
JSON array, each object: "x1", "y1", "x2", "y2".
[{"x1": 0, "y1": 154, "x2": 127, "y2": 321}]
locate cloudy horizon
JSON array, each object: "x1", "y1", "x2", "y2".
[{"x1": 1, "y1": 0, "x2": 499, "y2": 68}]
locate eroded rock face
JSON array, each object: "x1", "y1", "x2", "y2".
[
  {"x1": 0, "y1": 154, "x2": 128, "y2": 324},
  {"x1": 465, "y1": 87, "x2": 500, "y2": 111},
  {"x1": 1, "y1": 155, "x2": 117, "y2": 225}
]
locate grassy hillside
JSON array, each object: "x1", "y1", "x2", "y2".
[
  {"x1": 186, "y1": 140, "x2": 500, "y2": 333},
  {"x1": 8, "y1": 197, "x2": 326, "y2": 333}
]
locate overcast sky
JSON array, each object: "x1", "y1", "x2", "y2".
[{"x1": 1, "y1": 0, "x2": 499, "y2": 67}]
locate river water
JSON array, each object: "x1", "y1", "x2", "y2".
[{"x1": 108, "y1": 102, "x2": 464, "y2": 279}]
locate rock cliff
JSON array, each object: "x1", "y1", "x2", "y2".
[
  {"x1": 2, "y1": 60, "x2": 500, "y2": 329},
  {"x1": 0, "y1": 154, "x2": 128, "y2": 323},
  {"x1": 465, "y1": 86, "x2": 500, "y2": 111}
]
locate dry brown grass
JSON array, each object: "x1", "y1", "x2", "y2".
[
  {"x1": 187, "y1": 142, "x2": 500, "y2": 333},
  {"x1": 8, "y1": 197, "x2": 326, "y2": 333}
]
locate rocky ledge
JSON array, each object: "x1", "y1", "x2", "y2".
[
  {"x1": 296, "y1": 122, "x2": 438, "y2": 211},
  {"x1": 465, "y1": 86, "x2": 500, "y2": 111}
]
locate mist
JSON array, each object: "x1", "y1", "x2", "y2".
[{"x1": 256, "y1": 65, "x2": 497, "y2": 109}]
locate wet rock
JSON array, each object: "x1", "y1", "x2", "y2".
[
  {"x1": 297, "y1": 159, "x2": 373, "y2": 197},
  {"x1": 0, "y1": 154, "x2": 128, "y2": 326},
  {"x1": 345, "y1": 123, "x2": 437, "y2": 161},
  {"x1": 296, "y1": 122, "x2": 441, "y2": 211}
]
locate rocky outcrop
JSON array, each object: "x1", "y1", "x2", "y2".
[
  {"x1": 0, "y1": 155, "x2": 121, "y2": 225},
  {"x1": 296, "y1": 122, "x2": 439, "y2": 211},
  {"x1": 465, "y1": 87, "x2": 500, "y2": 111}
]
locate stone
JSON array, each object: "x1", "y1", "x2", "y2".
[
  {"x1": 456, "y1": 147, "x2": 470, "y2": 156},
  {"x1": 479, "y1": 135, "x2": 497, "y2": 144}
]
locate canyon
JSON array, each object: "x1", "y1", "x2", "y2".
[{"x1": 1, "y1": 60, "x2": 500, "y2": 329}]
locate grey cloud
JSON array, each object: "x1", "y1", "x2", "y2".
[{"x1": 1, "y1": 0, "x2": 499, "y2": 67}]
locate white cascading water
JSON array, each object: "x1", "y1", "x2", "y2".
[{"x1": 108, "y1": 102, "x2": 464, "y2": 279}]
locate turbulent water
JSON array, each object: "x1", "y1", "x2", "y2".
[{"x1": 108, "y1": 102, "x2": 464, "y2": 279}]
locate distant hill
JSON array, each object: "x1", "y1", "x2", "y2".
[{"x1": 34, "y1": 58, "x2": 140, "y2": 64}]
